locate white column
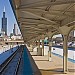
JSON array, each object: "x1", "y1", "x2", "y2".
[
  {"x1": 30, "y1": 44, "x2": 33, "y2": 52},
  {"x1": 48, "y1": 38, "x2": 52, "y2": 61},
  {"x1": 63, "y1": 35, "x2": 68, "y2": 73},
  {"x1": 37, "y1": 39, "x2": 42, "y2": 55},
  {"x1": 59, "y1": 26, "x2": 73, "y2": 73},
  {"x1": 42, "y1": 40, "x2": 44, "y2": 56},
  {"x1": 38, "y1": 40, "x2": 40, "y2": 49}
]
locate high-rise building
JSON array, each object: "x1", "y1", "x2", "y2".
[
  {"x1": 13, "y1": 24, "x2": 18, "y2": 35},
  {"x1": 1, "y1": 7, "x2": 7, "y2": 35}
]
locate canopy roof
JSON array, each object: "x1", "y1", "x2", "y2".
[{"x1": 10, "y1": 0, "x2": 75, "y2": 43}]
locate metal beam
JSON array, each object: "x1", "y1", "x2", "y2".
[
  {"x1": 21, "y1": 11, "x2": 59, "y2": 25},
  {"x1": 18, "y1": 0, "x2": 75, "y2": 8},
  {"x1": 18, "y1": 15, "x2": 58, "y2": 25},
  {"x1": 20, "y1": 8, "x2": 74, "y2": 18}
]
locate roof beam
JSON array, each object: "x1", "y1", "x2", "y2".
[
  {"x1": 19, "y1": 8, "x2": 75, "y2": 18},
  {"x1": 61, "y1": 17, "x2": 75, "y2": 26},
  {"x1": 18, "y1": 0, "x2": 75, "y2": 8},
  {"x1": 19, "y1": 20, "x2": 51, "y2": 25},
  {"x1": 18, "y1": 18, "x2": 51, "y2": 25},
  {"x1": 21, "y1": 11, "x2": 59, "y2": 25}
]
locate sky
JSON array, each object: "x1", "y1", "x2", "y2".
[{"x1": 0, "y1": 0, "x2": 20, "y2": 36}]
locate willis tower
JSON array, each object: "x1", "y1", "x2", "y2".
[{"x1": 1, "y1": 7, "x2": 7, "y2": 35}]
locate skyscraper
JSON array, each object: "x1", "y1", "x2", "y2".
[
  {"x1": 1, "y1": 7, "x2": 7, "y2": 35},
  {"x1": 13, "y1": 24, "x2": 18, "y2": 35}
]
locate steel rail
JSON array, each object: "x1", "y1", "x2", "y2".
[{"x1": 0, "y1": 46, "x2": 23, "y2": 75}]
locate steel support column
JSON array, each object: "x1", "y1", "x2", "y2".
[
  {"x1": 37, "y1": 39, "x2": 42, "y2": 55},
  {"x1": 48, "y1": 38, "x2": 52, "y2": 61},
  {"x1": 63, "y1": 35, "x2": 68, "y2": 73},
  {"x1": 42, "y1": 40, "x2": 44, "y2": 56}
]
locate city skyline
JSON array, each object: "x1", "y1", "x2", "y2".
[{"x1": 0, "y1": 0, "x2": 19, "y2": 36}]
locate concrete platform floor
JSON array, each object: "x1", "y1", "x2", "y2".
[{"x1": 30, "y1": 52, "x2": 75, "y2": 75}]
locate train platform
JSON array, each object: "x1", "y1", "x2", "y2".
[
  {"x1": 0, "y1": 45, "x2": 74, "y2": 75},
  {"x1": 30, "y1": 51, "x2": 75, "y2": 75}
]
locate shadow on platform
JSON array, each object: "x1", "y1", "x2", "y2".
[{"x1": 40, "y1": 68, "x2": 75, "y2": 75}]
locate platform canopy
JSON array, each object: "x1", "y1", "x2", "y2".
[{"x1": 10, "y1": 0, "x2": 75, "y2": 42}]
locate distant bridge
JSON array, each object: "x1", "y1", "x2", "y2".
[{"x1": 5, "y1": 40, "x2": 24, "y2": 44}]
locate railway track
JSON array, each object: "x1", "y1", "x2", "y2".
[{"x1": 0, "y1": 45, "x2": 23, "y2": 75}]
